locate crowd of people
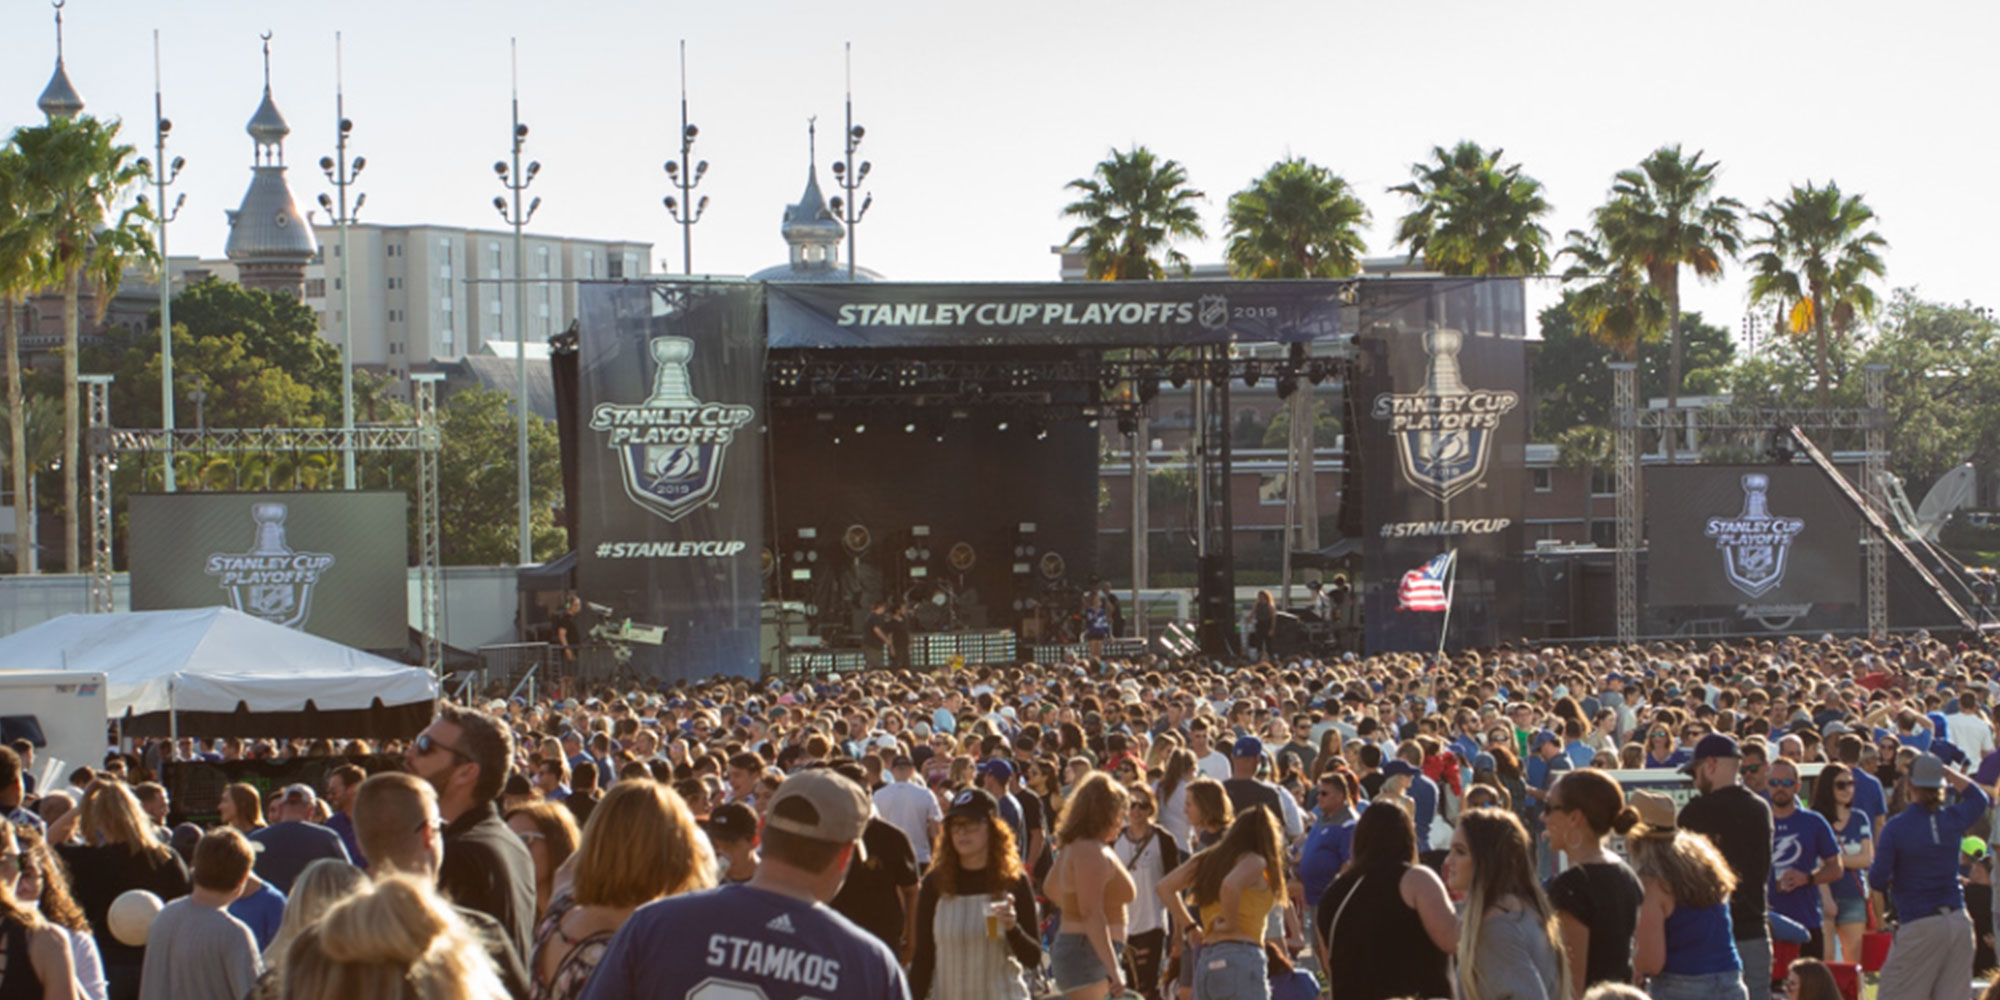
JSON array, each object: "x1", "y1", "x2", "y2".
[{"x1": 3, "y1": 630, "x2": 2000, "y2": 1000}]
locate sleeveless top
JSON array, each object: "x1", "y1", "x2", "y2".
[
  {"x1": 1198, "y1": 879, "x2": 1278, "y2": 939},
  {"x1": 1318, "y1": 865, "x2": 1451, "y2": 1000},
  {"x1": 1660, "y1": 900, "x2": 1741, "y2": 977},
  {"x1": 528, "y1": 892, "x2": 618, "y2": 1000},
  {"x1": 0, "y1": 916, "x2": 43, "y2": 1000},
  {"x1": 929, "y1": 894, "x2": 1030, "y2": 1000}
]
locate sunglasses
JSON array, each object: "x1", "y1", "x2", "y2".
[
  {"x1": 413, "y1": 732, "x2": 474, "y2": 763},
  {"x1": 1769, "y1": 778, "x2": 1797, "y2": 788},
  {"x1": 1833, "y1": 781, "x2": 1854, "y2": 789}
]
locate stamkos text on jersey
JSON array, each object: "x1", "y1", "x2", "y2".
[
  {"x1": 837, "y1": 301, "x2": 1196, "y2": 327},
  {"x1": 1370, "y1": 391, "x2": 1519, "y2": 431},
  {"x1": 589, "y1": 403, "x2": 754, "y2": 445},
  {"x1": 706, "y1": 934, "x2": 841, "y2": 991},
  {"x1": 1380, "y1": 518, "x2": 1512, "y2": 538}
]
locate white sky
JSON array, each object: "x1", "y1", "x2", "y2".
[{"x1": 3, "y1": 0, "x2": 1993, "y2": 342}]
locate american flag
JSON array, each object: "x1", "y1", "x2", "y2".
[{"x1": 1398, "y1": 552, "x2": 1455, "y2": 612}]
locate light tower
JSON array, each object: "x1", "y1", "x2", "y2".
[
  {"x1": 827, "y1": 43, "x2": 873, "y2": 281},
  {"x1": 492, "y1": 39, "x2": 541, "y2": 565},
  {"x1": 135, "y1": 31, "x2": 186, "y2": 490},
  {"x1": 661, "y1": 41, "x2": 708, "y2": 275},
  {"x1": 317, "y1": 32, "x2": 366, "y2": 490}
]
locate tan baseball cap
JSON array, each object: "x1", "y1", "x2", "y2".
[{"x1": 764, "y1": 769, "x2": 873, "y2": 861}]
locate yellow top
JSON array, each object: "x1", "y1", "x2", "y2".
[{"x1": 1198, "y1": 881, "x2": 1277, "y2": 937}]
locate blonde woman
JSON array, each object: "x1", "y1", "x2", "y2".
[
  {"x1": 1043, "y1": 772, "x2": 1135, "y2": 1000},
  {"x1": 1446, "y1": 808, "x2": 1571, "y2": 1000},
  {"x1": 245, "y1": 858, "x2": 366, "y2": 1000},
  {"x1": 1626, "y1": 790, "x2": 1745, "y2": 1000},
  {"x1": 281, "y1": 874, "x2": 507, "y2": 1000},
  {"x1": 506, "y1": 803, "x2": 581, "y2": 920},
  {"x1": 50, "y1": 781, "x2": 189, "y2": 998},
  {"x1": 529, "y1": 780, "x2": 716, "y2": 1000}
]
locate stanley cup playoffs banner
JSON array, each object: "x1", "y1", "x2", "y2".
[
  {"x1": 576, "y1": 283, "x2": 766, "y2": 681},
  {"x1": 1357, "y1": 280, "x2": 1528, "y2": 654}
]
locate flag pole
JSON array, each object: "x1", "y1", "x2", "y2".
[{"x1": 1434, "y1": 549, "x2": 1458, "y2": 660}]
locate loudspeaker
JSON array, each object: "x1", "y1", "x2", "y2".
[{"x1": 1196, "y1": 553, "x2": 1236, "y2": 656}]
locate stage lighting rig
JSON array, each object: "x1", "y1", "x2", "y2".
[
  {"x1": 1243, "y1": 361, "x2": 1263, "y2": 387},
  {"x1": 1168, "y1": 365, "x2": 1190, "y2": 389},
  {"x1": 1276, "y1": 372, "x2": 1299, "y2": 400},
  {"x1": 1116, "y1": 409, "x2": 1138, "y2": 437},
  {"x1": 1137, "y1": 372, "x2": 1161, "y2": 404}
]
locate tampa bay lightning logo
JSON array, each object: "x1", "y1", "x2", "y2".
[
  {"x1": 589, "y1": 336, "x2": 756, "y2": 523},
  {"x1": 1707, "y1": 473, "x2": 1805, "y2": 598},
  {"x1": 1371, "y1": 326, "x2": 1518, "y2": 503}
]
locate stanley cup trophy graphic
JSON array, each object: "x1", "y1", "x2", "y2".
[
  {"x1": 1375, "y1": 323, "x2": 1516, "y2": 504},
  {"x1": 1414, "y1": 326, "x2": 1472, "y2": 493},
  {"x1": 590, "y1": 334, "x2": 757, "y2": 523},
  {"x1": 1707, "y1": 472, "x2": 1806, "y2": 598},
  {"x1": 204, "y1": 502, "x2": 335, "y2": 630},
  {"x1": 641, "y1": 337, "x2": 708, "y2": 495},
  {"x1": 1740, "y1": 473, "x2": 1773, "y2": 520}
]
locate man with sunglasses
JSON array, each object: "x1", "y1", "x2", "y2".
[
  {"x1": 406, "y1": 703, "x2": 537, "y2": 959},
  {"x1": 1767, "y1": 759, "x2": 1843, "y2": 961}
]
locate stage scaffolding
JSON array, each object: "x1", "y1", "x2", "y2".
[
  {"x1": 1611, "y1": 364, "x2": 1890, "y2": 644},
  {"x1": 85, "y1": 375, "x2": 448, "y2": 674}
]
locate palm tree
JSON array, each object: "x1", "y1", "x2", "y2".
[
  {"x1": 1558, "y1": 226, "x2": 1666, "y2": 361},
  {"x1": 1390, "y1": 141, "x2": 1551, "y2": 275},
  {"x1": 1060, "y1": 146, "x2": 1206, "y2": 280},
  {"x1": 0, "y1": 395, "x2": 62, "y2": 571},
  {"x1": 1746, "y1": 180, "x2": 1888, "y2": 407},
  {"x1": 0, "y1": 140, "x2": 53, "y2": 572},
  {"x1": 1224, "y1": 158, "x2": 1370, "y2": 278},
  {"x1": 12, "y1": 116, "x2": 155, "y2": 570},
  {"x1": 1593, "y1": 147, "x2": 1743, "y2": 439}
]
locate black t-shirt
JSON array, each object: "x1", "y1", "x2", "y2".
[
  {"x1": 863, "y1": 613, "x2": 892, "y2": 650},
  {"x1": 1360, "y1": 771, "x2": 1387, "y2": 800},
  {"x1": 1223, "y1": 778, "x2": 1286, "y2": 827},
  {"x1": 1679, "y1": 784, "x2": 1774, "y2": 940},
  {"x1": 1547, "y1": 860, "x2": 1645, "y2": 986},
  {"x1": 1016, "y1": 788, "x2": 1048, "y2": 860},
  {"x1": 829, "y1": 817, "x2": 921, "y2": 954}
]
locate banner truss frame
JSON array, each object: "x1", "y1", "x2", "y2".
[
  {"x1": 85, "y1": 375, "x2": 448, "y2": 674},
  {"x1": 1612, "y1": 364, "x2": 1889, "y2": 644}
]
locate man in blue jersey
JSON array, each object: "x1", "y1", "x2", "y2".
[
  {"x1": 581, "y1": 768, "x2": 911, "y2": 1000},
  {"x1": 1870, "y1": 754, "x2": 1988, "y2": 1000}
]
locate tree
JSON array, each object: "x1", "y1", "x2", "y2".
[
  {"x1": 0, "y1": 139, "x2": 54, "y2": 572},
  {"x1": 1060, "y1": 146, "x2": 1206, "y2": 280},
  {"x1": 1532, "y1": 293, "x2": 1735, "y2": 434},
  {"x1": 1862, "y1": 291, "x2": 2000, "y2": 497},
  {"x1": 1746, "y1": 180, "x2": 1888, "y2": 407},
  {"x1": 1590, "y1": 148, "x2": 1743, "y2": 437},
  {"x1": 0, "y1": 395, "x2": 60, "y2": 571},
  {"x1": 11, "y1": 116, "x2": 155, "y2": 571},
  {"x1": 433, "y1": 387, "x2": 565, "y2": 565},
  {"x1": 1261, "y1": 397, "x2": 1341, "y2": 449},
  {"x1": 1389, "y1": 141, "x2": 1551, "y2": 275},
  {"x1": 1558, "y1": 226, "x2": 1665, "y2": 360},
  {"x1": 1224, "y1": 158, "x2": 1369, "y2": 278}
]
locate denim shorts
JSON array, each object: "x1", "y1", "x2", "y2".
[
  {"x1": 1051, "y1": 933, "x2": 1125, "y2": 992},
  {"x1": 1832, "y1": 895, "x2": 1867, "y2": 925},
  {"x1": 1195, "y1": 940, "x2": 1270, "y2": 1000},
  {"x1": 1649, "y1": 970, "x2": 1748, "y2": 1000}
]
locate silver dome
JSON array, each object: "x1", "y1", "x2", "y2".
[
  {"x1": 224, "y1": 167, "x2": 318, "y2": 262},
  {"x1": 247, "y1": 88, "x2": 289, "y2": 146},
  {"x1": 37, "y1": 59, "x2": 83, "y2": 120}
]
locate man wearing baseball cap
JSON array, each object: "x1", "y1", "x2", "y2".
[
  {"x1": 1870, "y1": 754, "x2": 1988, "y2": 1000},
  {"x1": 1222, "y1": 736, "x2": 1287, "y2": 833},
  {"x1": 248, "y1": 782, "x2": 350, "y2": 894},
  {"x1": 1678, "y1": 733, "x2": 1775, "y2": 1000},
  {"x1": 581, "y1": 768, "x2": 910, "y2": 1000},
  {"x1": 977, "y1": 758, "x2": 1026, "y2": 861}
]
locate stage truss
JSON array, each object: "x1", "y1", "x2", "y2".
[
  {"x1": 1611, "y1": 364, "x2": 1889, "y2": 644},
  {"x1": 85, "y1": 375, "x2": 448, "y2": 674}
]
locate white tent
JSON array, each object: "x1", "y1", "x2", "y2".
[{"x1": 0, "y1": 607, "x2": 436, "y2": 736}]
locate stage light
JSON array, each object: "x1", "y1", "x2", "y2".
[
  {"x1": 853, "y1": 422, "x2": 866, "y2": 434},
  {"x1": 1168, "y1": 365, "x2": 1189, "y2": 389},
  {"x1": 996, "y1": 419, "x2": 1010, "y2": 432},
  {"x1": 1276, "y1": 374, "x2": 1299, "y2": 400},
  {"x1": 1243, "y1": 361, "x2": 1263, "y2": 387},
  {"x1": 1209, "y1": 367, "x2": 1227, "y2": 390},
  {"x1": 832, "y1": 435, "x2": 842, "y2": 446},
  {"x1": 1117, "y1": 411, "x2": 1138, "y2": 437},
  {"x1": 1138, "y1": 375, "x2": 1161, "y2": 404},
  {"x1": 904, "y1": 422, "x2": 916, "y2": 434}
]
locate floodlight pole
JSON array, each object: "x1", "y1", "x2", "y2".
[
  {"x1": 660, "y1": 40, "x2": 708, "y2": 275},
  {"x1": 142, "y1": 31, "x2": 186, "y2": 493},
  {"x1": 494, "y1": 39, "x2": 541, "y2": 565},
  {"x1": 317, "y1": 31, "x2": 364, "y2": 490},
  {"x1": 828, "y1": 42, "x2": 872, "y2": 280}
]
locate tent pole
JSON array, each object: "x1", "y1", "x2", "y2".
[{"x1": 168, "y1": 679, "x2": 178, "y2": 746}]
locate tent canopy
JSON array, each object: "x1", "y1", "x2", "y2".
[{"x1": 0, "y1": 608, "x2": 436, "y2": 736}]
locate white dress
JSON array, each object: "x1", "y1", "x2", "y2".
[{"x1": 929, "y1": 894, "x2": 1030, "y2": 1000}]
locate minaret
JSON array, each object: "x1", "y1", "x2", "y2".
[
  {"x1": 37, "y1": 1, "x2": 84, "y2": 121},
  {"x1": 780, "y1": 119, "x2": 844, "y2": 272},
  {"x1": 224, "y1": 33, "x2": 317, "y2": 299}
]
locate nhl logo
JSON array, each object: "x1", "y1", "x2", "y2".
[
  {"x1": 1196, "y1": 295, "x2": 1229, "y2": 331},
  {"x1": 1706, "y1": 473, "x2": 1806, "y2": 598},
  {"x1": 203, "y1": 503, "x2": 334, "y2": 630},
  {"x1": 590, "y1": 336, "x2": 757, "y2": 523},
  {"x1": 1370, "y1": 326, "x2": 1518, "y2": 503}
]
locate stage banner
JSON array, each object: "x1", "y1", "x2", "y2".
[
  {"x1": 576, "y1": 282, "x2": 766, "y2": 681},
  {"x1": 1356, "y1": 280, "x2": 1529, "y2": 654},
  {"x1": 767, "y1": 281, "x2": 1343, "y2": 348},
  {"x1": 1646, "y1": 464, "x2": 1863, "y2": 616},
  {"x1": 128, "y1": 491, "x2": 407, "y2": 650}
]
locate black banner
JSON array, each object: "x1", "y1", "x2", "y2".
[
  {"x1": 1356, "y1": 280, "x2": 1529, "y2": 653},
  {"x1": 1646, "y1": 464, "x2": 1863, "y2": 610},
  {"x1": 128, "y1": 491, "x2": 408, "y2": 650},
  {"x1": 576, "y1": 283, "x2": 766, "y2": 681},
  {"x1": 768, "y1": 281, "x2": 1343, "y2": 348}
]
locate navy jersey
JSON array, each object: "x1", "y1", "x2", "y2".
[{"x1": 579, "y1": 883, "x2": 911, "y2": 1000}]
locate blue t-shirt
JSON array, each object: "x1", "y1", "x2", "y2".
[
  {"x1": 248, "y1": 821, "x2": 351, "y2": 894},
  {"x1": 578, "y1": 883, "x2": 911, "y2": 1000},
  {"x1": 1408, "y1": 774, "x2": 1438, "y2": 844},
  {"x1": 1645, "y1": 748, "x2": 1692, "y2": 770},
  {"x1": 1769, "y1": 807, "x2": 1840, "y2": 925},
  {"x1": 1850, "y1": 770, "x2": 1888, "y2": 826},
  {"x1": 1830, "y1": 809, "x2": 1870, "y2": 900},
  {"x1": 1870, "y1": 785, "x2": 1993, "y2": 918},
  {"x1": 1296, "y1": 815, "x2": 1356, "y2": 907},
  {"x1": 228, "y1": 880, "x2": 287, "y2": 951}
]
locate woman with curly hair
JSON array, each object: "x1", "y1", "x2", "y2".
[
  {"x1": 909, "y1": 788, "x2": 1041, "y2": 1000},
  {"x1": 1446, "y1": 808, "x2": 1571, "y2": 1000},
  {"x1": 1626, "y1": 790, "x2": 1745, "y2": 1000},
  {"x1": 281, "y1": 874, "x2": 508, "y2": 1000},
  {"x1": 1158, "y1": 806, "x2": 1288, "y2": 1000},
  {"x1": 11, "y1": 824, "x2": 91, "y2": 1000},
  {"x1": 528, "y1": 780, "x2": 715, "y2": 1000}
]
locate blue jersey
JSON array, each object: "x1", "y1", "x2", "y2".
[
  {"x1": 1830, "y1": 809, "x2": 1870, "y2": 900},
  {"x1": 580, "y1": 883, "x2": 910, "y2": 1000},
  {"x1": 1768, "y1": 807, "x2": 1839, "y2": 926}
]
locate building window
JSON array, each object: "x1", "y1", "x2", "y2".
[
  {"x1": 490, "y1": 297, "x2": 503, "y2": 315},
  {"x1": 389, "y1": 343, "x2": 400, "y2": 355},
  {"x1": 386, "y1": 277, "x2": 399, "y2": 290},
  {"x1": 623, "y1": 253, "x2": 639, "y2": 277},
  {"x1": 1533, "y1": 468, "x2": 1552, "y2": 493},
  {"x1": 332, "y1": 277, "x2": 342, "y2": 291},
  {"x1": 1590, "y1": 520, "x2": 1616, "y2": 549},
  {"x1": 1257, "y1": 473, "x2": 1289, "y2": 506},
  {"x1": 584, "y1": 250, "x2": 596, "y2": 278},
  {"x1": 332, "y1": 244, "x2": 341, "y2": 257},
  {"x1": 1590, "y1": 467, "x2": 1615, "y2": 496},
  {"x1": 440, "y1": 296, "x2": 453, "y2": 313},
  {"x1": 305, "y1": 278, "x2": 325, "y2": 298},
  {"x1": 537, "y1": 246, "x2": 550, "y2": 276},
  {"x1": 387, "y1": 244, "x2": 401, "y2": 258},
  {"x1": 607, "y1": 256, "x2": 624, "y2": 279}
]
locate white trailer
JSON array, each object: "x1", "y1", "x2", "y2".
[{"x1": 0, "y1": 670, "x2": 111, "y2": 789}]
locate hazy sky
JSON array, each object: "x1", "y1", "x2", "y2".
[{"x1": 3, "y1": 0, "x2": 1992, "y2": 341}]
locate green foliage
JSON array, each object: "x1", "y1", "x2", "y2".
[
  {"x1": 1061, "y1": 146, "x2": 1207, "y2": 280},
  {"x1": 1261, "y1": 397, "x2": 1341, "y2": 449},
  {"x1": 432, "y1": 387, "x2": 566, "y2": 565},
  {"x1": 1554, "y1": 425, "x2": 1613, "y2": 471},
  {"x1": 1390, "y1": 141, "x2": 1551, "y2": 275},
  {"x1": 1746, "y1": 180, "x2": 1889, "y2": 405},
  {"x1": 1532, "y1": 292, "x2": 1735, "y2": 434},
  {"x1": 1861, "y1": 291, "x2": 2000, "y2": 497},
  {"x1": 1224, "y1": 158, "x2": 1369, "y2": 279}
]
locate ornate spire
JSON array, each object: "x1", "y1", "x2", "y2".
[
  {"x1": 226, "y1": 31, "x2": 316, "y2": 299},
  {"x1": 246, "y1": 31, "x2": 290, "y2": 159},
  {"x1": 781, "y1": 118, "x2": 843, "y2": 265},
  {"x1": 37, "y1": 1, "x2": 84, "y2": 121}
]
